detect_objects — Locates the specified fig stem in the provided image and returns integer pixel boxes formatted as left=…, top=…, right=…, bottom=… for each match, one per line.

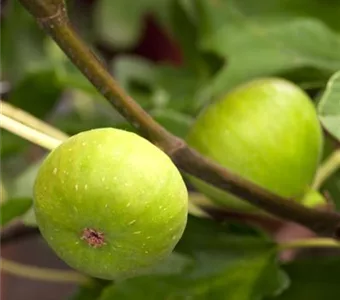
left=0, top=257, right=90, bottom=284
left=0, top=113, right=62, bottom=150
left=17, top=0, right=340, bottom=238
left=313, top=150, right=340, bottom=190
left=1, top=101, right=69, bottom=141
left=278, top=237, right=340, bottom=251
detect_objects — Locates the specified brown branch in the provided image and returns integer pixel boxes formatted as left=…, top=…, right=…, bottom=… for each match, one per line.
left=17, top=0, right=340, bottom=238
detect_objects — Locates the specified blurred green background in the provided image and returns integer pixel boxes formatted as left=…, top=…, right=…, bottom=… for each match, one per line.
left=1, top=0, right=340, bottom=299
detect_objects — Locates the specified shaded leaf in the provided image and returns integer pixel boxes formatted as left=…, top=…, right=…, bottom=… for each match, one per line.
left=151, top=109, right=194, bottom=137
left=99, top=216, right=288, bottom=300
left=111, top=55, right=212, bottom=113
left=0, top=0, right=48, bottom=83
left=321, top=170, right=340, bottom=210
left=7, top=69, right=62, bottom=118
left=317, top=71, right=340, bottom=141
left=0, top=197, right=32, bottom=226
left=272, top=258, right=340, bottom=300
left=70, top=280, right=110, bottom=300
left=0, top=130, right=29, bottom=157
left=8, top=159, right=45, bottom=226
left=94, top=0, right=171, bottom=49
left=194, top=0, right=340, bottom=95
left=111, top=55, right=157, bottom=108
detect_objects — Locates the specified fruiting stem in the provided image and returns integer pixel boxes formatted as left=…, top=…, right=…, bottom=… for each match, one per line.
left=0, top=114, right=62, bottom=150
left=17, top=0, right=340, bottom=238
left=1, top=101, right=69, bottom=141
left=0, top=257, right=90, bottom=284
left=313, top=150, right=340, bottom=190
left=278, top=237, right=340, bottom=251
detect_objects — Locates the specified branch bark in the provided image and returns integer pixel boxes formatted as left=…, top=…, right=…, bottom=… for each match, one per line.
left=17, top=0, right=340, bottom=238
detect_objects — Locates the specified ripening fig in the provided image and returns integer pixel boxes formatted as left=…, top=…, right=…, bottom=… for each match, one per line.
left=186, top=78, right=324, bottom=213
left=33, top=128, right=188, bottom=280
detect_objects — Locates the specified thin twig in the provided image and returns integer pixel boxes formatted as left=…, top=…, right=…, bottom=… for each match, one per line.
left=313, top=150, right=340, bottom=190
left=278, top=238, right=340, bottom=251
left=0, top=114, right=62, bottom=150
left=16, top=0, right=340, bottom=238
left=1, top=100, right=69, bottom=141
left=1, top=257, right=90, bottom=284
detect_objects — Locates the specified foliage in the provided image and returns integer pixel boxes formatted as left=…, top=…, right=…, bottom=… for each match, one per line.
left=1, top=0, right=340, bottom=299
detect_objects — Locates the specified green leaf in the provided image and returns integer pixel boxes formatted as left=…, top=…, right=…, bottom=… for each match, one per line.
left=321, top=170, right=340, bottom=210
left=7, top=69, right=62, bottom=118
left=0, top=130, right=29, bottom=157
left=194, top=0, right=340, bottom=95
left=151, top=109, right=194, bottom=137
left=317, top=71, right=340, bottom=141
left=70, top=280, right=110, bottom=300
left=0, top=197, right=32, bottom=226
left=271, top=258, right=340, bottom=300
left=8, top=159, right=45, bottom=226
left=94, top=0, right=171, bottom=49
left=1, top=0, right=48, bottom=83
left=111, top=55, right=157, bottom=109
left=99, top=216, right=288, bottom=300
left=169, top=0, right=224, bottom=78
left=227, top=0, right=340, bottom=33
left=111, top=55, right=212, bottom=113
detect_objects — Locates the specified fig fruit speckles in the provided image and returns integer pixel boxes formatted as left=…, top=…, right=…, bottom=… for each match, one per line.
left=33, top=128, right=188, bottom=280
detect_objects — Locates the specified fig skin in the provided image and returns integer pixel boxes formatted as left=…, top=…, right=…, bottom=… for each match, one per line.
left=186, top=78, right=324, bottom=212
left=33, top=128, right=188, bottom=280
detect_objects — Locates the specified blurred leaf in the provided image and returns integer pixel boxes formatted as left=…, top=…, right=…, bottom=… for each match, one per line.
left=140, top=251, right=193, bottom=276
left=194, top=0, right=340, bottom=95
left=0, top=197, right=32, bottom=226
left=0, top=130, right=29, bottom=157
left=8, top=159, right=45, bottom=226
left=1, top=0, right=48, bottom=83
left=94, top=0, right=171, bottom=49
left=1, top=181, right=8, bottom=204
left=44, top=39, right=100, bottom=96
left=153, top=65, right=212, bottom=113
left=51, top=91, right=125, bottom=136
left=151, top=109, right=193, bottom=137
left=112, top=55, right=212, bottom=113
left=99, top=216, right=288, bottom=300
left=317, top=71, right=340, bottom=141
left=271, top=258, right=340, bottom=300
left=70, top=280, right=110, bottom=300
left=228, top=0, right=340, bottom=33
left=321, top=170, right=340, bottom=210
left=7, top=69, right=62, bottom=118
left=111, top=55, right=157, bottom=108
left=169, top=0, right=224, bottom=77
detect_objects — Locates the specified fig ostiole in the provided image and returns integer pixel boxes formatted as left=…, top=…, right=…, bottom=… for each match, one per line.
left=186, top=78, right=324, bottom=213
left=33, top=128, right=188, bottom=280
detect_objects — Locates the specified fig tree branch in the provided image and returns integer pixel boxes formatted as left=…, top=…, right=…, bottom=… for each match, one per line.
left=17, top=0, right=340, bottom=238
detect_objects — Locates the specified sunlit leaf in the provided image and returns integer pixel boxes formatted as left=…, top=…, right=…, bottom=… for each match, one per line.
left=194, top=0, right=340, bottom=95
left=0, top=197, right=32, bottom=226
left=317, top=71, right=340, bottom=141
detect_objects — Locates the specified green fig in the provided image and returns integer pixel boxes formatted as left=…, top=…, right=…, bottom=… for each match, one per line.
left=34, top=128, right=188, bottom=280
left=186, top=78, right=324, bottom=213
